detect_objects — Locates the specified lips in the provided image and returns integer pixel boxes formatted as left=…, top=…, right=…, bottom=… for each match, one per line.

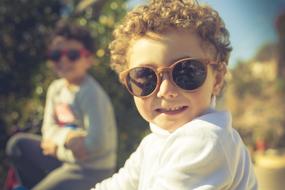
left=155, top=106, right=188, bottom=115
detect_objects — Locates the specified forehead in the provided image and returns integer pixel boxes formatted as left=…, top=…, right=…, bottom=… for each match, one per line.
left=127, top=29, right=216, bottom=68
left=49, top=36, right=84, bottom=50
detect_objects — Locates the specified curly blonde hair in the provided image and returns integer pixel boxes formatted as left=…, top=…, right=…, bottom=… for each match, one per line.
left=109, top=0, right=232, bottom=73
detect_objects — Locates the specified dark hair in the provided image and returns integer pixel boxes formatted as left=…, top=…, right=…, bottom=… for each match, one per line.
left=49, top=21, right=95, bottom=52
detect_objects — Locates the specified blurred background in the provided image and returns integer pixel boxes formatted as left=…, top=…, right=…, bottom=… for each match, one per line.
left=0, top=0, right=285, bottom=189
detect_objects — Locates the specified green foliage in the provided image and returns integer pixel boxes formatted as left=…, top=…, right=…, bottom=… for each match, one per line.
left=0, top=0, right=62, bottom=186
left=0, top=0, right=61, bottom=127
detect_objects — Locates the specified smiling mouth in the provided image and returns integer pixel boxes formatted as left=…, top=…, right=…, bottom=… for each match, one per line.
left=155, top=106, right=188, bottom=115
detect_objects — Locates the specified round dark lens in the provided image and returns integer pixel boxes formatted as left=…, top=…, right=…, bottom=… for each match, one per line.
left=126, top=67, right=157, bottom=96
left=67, top=50, right=80, bottom=61
left=172, top=60, right=207, bottom=90
left=49, top=50, right=61, bottom=62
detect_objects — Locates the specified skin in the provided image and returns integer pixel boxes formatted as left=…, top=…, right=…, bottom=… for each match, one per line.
left=42, top=36, right=92, bottom=160
left=48, top=36, right=92, bottom=85
left=41, top=139, right=58, bottom=156
left=64, top=130, right=89, bottom=160
left=127, top=29, right=224, bottom=132
left=42, top=130, right=89, bottom=160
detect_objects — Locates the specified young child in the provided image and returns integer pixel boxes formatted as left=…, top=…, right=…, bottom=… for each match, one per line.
left=6, top=21, right=117, bottom=190
left=92, top=0, right=257, bottom=189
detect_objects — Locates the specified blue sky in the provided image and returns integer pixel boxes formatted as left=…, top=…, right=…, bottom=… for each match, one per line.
left=128, top=0, right=285, bottom=67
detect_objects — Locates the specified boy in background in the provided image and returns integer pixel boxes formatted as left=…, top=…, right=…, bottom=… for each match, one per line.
left=6, top=21, right=117, bottom=190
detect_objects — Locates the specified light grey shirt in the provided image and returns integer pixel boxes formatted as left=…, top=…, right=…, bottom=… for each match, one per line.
left=42, top=74, right=117, bottom=169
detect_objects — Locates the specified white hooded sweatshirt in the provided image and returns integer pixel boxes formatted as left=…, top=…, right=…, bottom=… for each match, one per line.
left=92, top=110, right=257, bottom=190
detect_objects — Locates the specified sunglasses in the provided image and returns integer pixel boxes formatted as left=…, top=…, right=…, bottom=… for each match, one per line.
left=120, top=58, right=216, bottom=97
left=47, top=49, right=90, bottom=62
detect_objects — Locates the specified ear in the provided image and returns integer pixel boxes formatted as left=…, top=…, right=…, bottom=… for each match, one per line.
left=212, top=63, right=226, bottom=96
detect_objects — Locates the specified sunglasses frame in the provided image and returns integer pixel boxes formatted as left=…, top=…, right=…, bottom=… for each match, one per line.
left=119, top=57, right=217, bottom=98
left=47, top=48, right=90, bottom=62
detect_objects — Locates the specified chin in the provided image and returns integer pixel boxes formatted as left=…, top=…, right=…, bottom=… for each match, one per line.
left=155, top=120, right=185, bottom=131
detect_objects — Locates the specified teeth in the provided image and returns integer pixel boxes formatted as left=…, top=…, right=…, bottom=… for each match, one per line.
left=156, top=106, right=187, bottom=113
left=165, top=106, right=184, bottom=111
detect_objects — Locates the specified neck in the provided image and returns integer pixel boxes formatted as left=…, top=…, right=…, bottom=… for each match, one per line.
left=65, top=75, right=87, bottom=86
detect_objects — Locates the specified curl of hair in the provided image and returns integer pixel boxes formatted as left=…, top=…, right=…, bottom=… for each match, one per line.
left=109, top=0, right=232, bottom=73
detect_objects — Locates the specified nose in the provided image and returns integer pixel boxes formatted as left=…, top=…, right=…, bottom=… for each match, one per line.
left=156, top=73, right=178, bottom=99
left=56, top=55, right=71, bottom=67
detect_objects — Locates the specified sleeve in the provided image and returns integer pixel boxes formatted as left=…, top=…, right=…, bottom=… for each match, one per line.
left=147, top=131, right=233, bottom=190
left=41, top=82, right=75, bottom=161
left=79, top=85, right=117, bottom=157
left=92, top=141, right=143, bottom=190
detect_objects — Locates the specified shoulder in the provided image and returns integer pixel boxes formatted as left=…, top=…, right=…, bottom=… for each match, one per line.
left=79, top=75, right=109, bottom=98
left=80, top=75, right=107, bottom=95
left=77, top=75, right=113, bottom=108
left=170, top=110, right=251, bottom=174
left=159, top=111, right=236, bottom=163
left=177, top=110, right=232, bottom=141
left=46, top=78, right=65, bottom=95
left=48, top=78, right=65, bottom=88
left=133, top=132, right=157, bottom=153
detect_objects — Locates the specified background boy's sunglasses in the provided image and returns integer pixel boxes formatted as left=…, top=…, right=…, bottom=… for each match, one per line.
left=120, top=58, right=216, bottom=97
left=47, top=49, right=90, bottom=62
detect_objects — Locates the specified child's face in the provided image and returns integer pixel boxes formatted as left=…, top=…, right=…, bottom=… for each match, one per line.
left=127, top=30, right=223, bottom=131
left=48, top=36, right=92, bottom=84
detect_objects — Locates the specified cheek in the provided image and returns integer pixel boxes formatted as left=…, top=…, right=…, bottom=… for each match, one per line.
left=195, top=82, right=215, bottom=107
left=197, top=90, right=212, bottom=107
left=74, top=61, right=88, bottom=73
left=184, top=81, right=213, bottom=110
left=134, top=97, right=154, bottom=122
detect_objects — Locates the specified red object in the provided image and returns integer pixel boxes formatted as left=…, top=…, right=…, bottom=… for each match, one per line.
left=54, top=103, right=76, bottom=126
left=256, top=139, right=267, bottom=152
left=3, top=167, right=20, bottom=190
